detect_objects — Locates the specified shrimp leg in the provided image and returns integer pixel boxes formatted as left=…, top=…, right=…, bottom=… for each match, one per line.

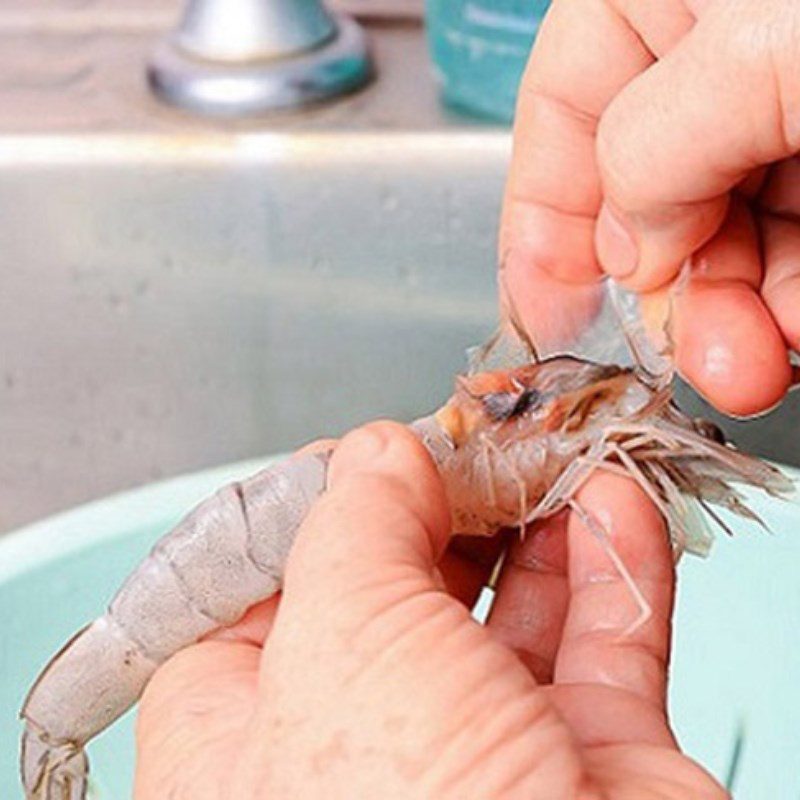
left=20, top=449, right=332, bottom=800
left=496, top=438, right=655, bottom=632
left=525, top=443, right=660, bottom=634
left=567, top=498, right=652, bottom=636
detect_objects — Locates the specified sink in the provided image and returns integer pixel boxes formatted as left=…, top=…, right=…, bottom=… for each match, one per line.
left=0, top=16, right=506, bottom=533
left=1, top=10, right=798, bottom=539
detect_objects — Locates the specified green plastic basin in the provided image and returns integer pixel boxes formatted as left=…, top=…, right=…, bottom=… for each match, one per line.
left=1, top=458, right=798, bottom=798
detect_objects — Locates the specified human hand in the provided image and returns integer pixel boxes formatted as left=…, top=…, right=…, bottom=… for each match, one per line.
left=135, top=422, right=725, bottom=799
left=501, top=0, right=800, bottom=417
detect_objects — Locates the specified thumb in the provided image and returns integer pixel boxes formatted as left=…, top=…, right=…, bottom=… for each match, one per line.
left=594, top=0, right=800, bottom=290
left=284, top=421, right=452, bottom=605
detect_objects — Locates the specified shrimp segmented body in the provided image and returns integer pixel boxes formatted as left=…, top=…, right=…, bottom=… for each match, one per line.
left=20, top=354, right=793, bottom=799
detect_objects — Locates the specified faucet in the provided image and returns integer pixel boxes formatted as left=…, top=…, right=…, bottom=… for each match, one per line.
left=147, top=0, right=373, bottom=117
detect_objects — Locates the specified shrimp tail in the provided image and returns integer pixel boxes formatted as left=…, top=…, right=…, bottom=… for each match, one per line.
left=22, top=720, right=88, bottom=800
left=19, top=450, right=331, bottom=800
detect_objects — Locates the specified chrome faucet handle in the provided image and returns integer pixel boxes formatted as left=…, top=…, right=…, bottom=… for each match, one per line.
left=147, top=0, right=372, bottom=117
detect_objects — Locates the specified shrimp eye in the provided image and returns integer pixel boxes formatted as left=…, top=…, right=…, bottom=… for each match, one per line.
left=483, top=388, right=543, bottom=422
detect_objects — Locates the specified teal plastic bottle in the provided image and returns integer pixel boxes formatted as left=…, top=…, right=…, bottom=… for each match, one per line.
left=426, top=0, right=551, bottom=123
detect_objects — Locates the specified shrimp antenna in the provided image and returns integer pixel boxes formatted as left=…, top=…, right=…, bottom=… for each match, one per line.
left=498, top=257, right=540, bottom=363
left=508, top=310, right=540, bottom=364
left=468, top=260, right=541, bottom=374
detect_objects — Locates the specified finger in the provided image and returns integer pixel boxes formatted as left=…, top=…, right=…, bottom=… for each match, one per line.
left=666, top=200, right=791, bottom=415
left=673, top=283, right=791, bottom=417
left=136, top=642, right=260, bottom=799
left=284, top=421, right=451, bottom=606
left=500, top=0, right=655, bottom=298
left=293, top=437, right=338, bottom=458
left=500, top=259, right=606, bottom=355
left=610, top=0, right=695, bottom=57
left=759, top=156, right=800, bottom=216
left=761, top=213, right=800, bottom=352
left=211, top=434, right=487, bottom=648
left=635, top=193, right=762, bottom=350
left=205, top=594, right=282, bottom=647
left=546, top=683, right=675, bottom=749
left=487, top=512, right=569, bottom=683
left=555, top=473, right=674, bottom=713
left=596, top=0, right=800, bottom=290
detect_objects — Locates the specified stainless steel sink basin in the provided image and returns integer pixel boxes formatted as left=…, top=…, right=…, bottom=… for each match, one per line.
left=0, top=131, right=505, bottom=533
left=1, top=12, right=797, bottom=534
left=0, top=17, right=506, bottom=532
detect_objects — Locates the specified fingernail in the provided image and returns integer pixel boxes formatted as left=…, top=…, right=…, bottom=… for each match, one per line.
left=595, top=203, right=639, bottom=277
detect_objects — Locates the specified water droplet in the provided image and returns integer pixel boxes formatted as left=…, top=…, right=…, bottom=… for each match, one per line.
left=135, top=279, right=150, bottom=296
left=4, top=372, right=15, bottom=390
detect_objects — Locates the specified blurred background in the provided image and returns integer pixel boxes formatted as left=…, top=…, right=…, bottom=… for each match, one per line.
left=2, top=0, right=797, bottom=536
left=2, top=4, right=799, bottom=799
left=0, top=0, right=532, bottom=534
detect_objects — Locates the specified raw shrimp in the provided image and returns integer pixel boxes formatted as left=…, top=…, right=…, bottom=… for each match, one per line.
left=20, top=349, right=793, bottom=800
